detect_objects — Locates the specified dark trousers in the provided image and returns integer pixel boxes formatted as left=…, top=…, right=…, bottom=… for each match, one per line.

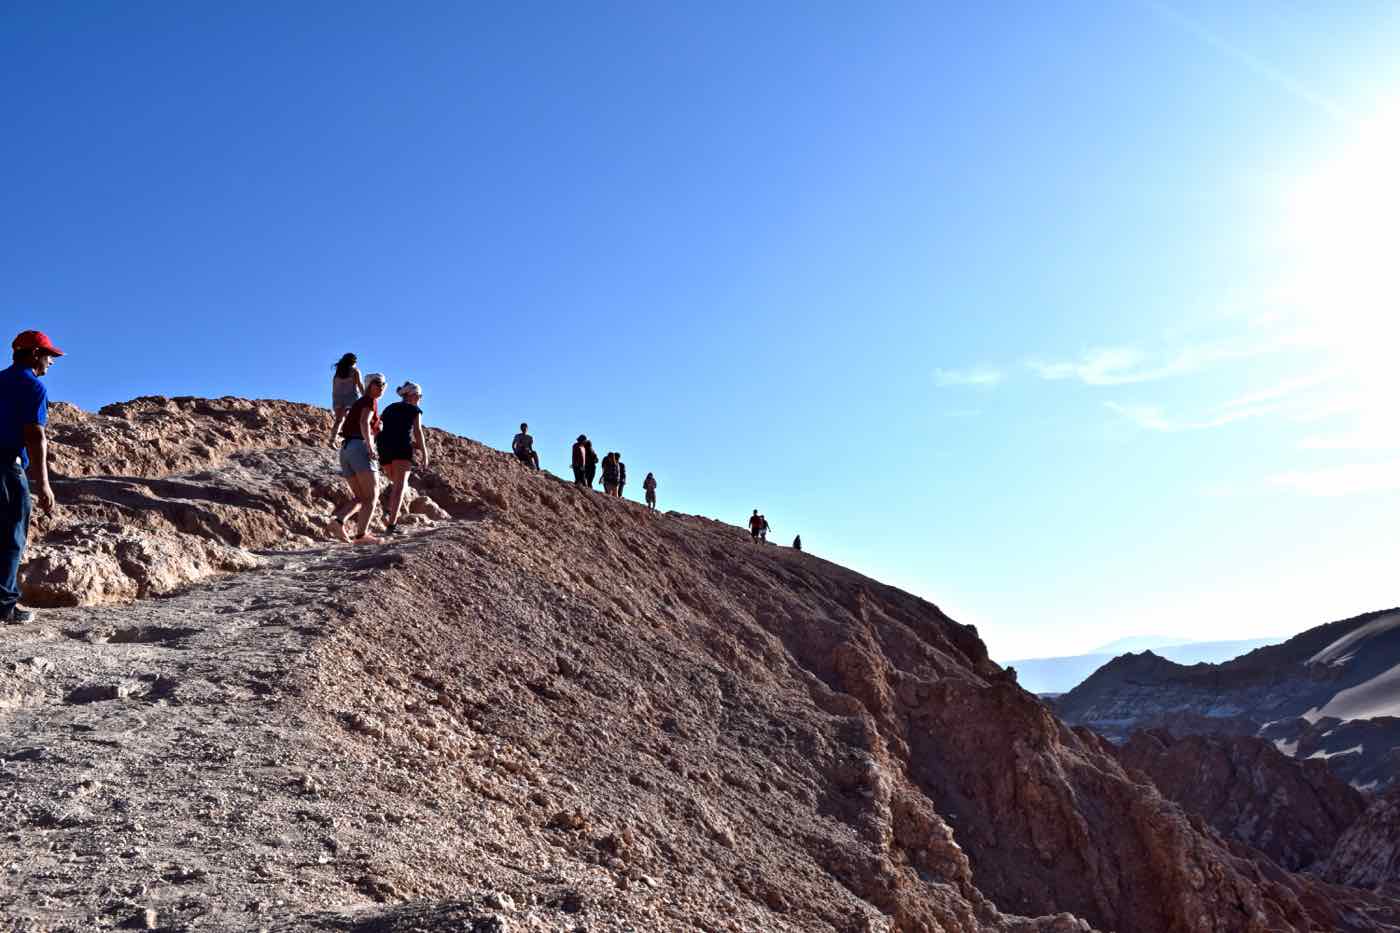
left=0, top=465, right=31, bottom=616
left=585, top=465, right=596, bottom=487
left=573, top=466, right=586, bottom=486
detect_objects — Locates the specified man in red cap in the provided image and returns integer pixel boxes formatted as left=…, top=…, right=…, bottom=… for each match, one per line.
left=0, top=331, right=63, bottom=623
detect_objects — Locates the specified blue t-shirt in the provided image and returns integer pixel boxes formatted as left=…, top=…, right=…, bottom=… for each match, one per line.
left=0, top=364, right=48, bottom=468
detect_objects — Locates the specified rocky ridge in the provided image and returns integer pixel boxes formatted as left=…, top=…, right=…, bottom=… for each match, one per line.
left=3, top=397, right=1400, bottom=931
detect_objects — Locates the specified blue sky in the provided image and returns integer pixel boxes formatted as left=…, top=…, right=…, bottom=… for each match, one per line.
left=4, top=2, right=1398, bottom=659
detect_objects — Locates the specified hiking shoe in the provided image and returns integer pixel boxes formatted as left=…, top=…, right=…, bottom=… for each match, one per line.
left=3, top=607, right=35, bottom=624
left=382, top=523, right=399, bottom=536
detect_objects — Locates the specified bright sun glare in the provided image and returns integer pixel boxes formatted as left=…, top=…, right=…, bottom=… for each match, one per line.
left=1285, top=104, right=1400, bottom=359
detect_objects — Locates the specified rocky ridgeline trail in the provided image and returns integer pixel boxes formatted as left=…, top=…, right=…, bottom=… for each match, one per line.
left=4, top=397, right=1400, bottom=931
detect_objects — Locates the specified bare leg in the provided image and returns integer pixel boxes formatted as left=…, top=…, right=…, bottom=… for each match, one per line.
left=351, top=470, right=379, bottom=542
left=329, top=407, right=349, bottom=447
left=386, top=462, right=411, bottom=528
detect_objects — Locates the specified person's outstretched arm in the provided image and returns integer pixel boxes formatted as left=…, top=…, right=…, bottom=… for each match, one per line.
left=22, top=423, right=52, bottom=511
left=358, top=406, right=376, bottom=457
left=413, top=414, right=429, bottom=467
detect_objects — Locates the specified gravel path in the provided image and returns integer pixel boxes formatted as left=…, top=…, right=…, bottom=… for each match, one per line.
left=1, top=531, right=437, bottom=932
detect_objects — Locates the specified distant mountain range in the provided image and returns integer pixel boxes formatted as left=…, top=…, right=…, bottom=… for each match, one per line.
left=1053, top=608, right=1400, bottom=790
left=1005, top=636, right=1277, bottom=694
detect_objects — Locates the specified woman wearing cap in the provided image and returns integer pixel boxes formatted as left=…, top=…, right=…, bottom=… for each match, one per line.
left=330, top=372, right=386, bottom=544
left=377, top=381, right=429, bottom=536
left=328, top=353, right=365, bottom=447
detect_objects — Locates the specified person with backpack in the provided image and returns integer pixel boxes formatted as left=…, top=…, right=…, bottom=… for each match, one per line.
left=643, top=472, right=657, bottom=511
left=748, top=510, right=763, bottom=543
left=1, top=331, right=63, bottom=623
left=377, top=381, right=430, bottom=536
left=513, top=422, right=540, bottom=470
left=571, top=435, right=588, bottom=486
left=328, top=353, right=365, bottom=447
left=616, top=453, right=627, bottom=498
left=584, top=440, right=599, bottom=488
left=330, top=372, right=386, bottom=544
left=600, top=451, right=620, bottom=496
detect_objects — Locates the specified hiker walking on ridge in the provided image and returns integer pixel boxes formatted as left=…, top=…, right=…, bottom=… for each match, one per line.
left=793, top=534, right=802, bottom=552
left=328, top=353, right=365, bottom=446
left=748, top=509, right=763, bottom=543
left=759, top=514, right=770, bottom=544
left=584, top=440, right=599, bottom=488
left=378, top=381, right=430, bottom=537
left=600, top=451, right=620, bottom=496
left=0, top=331, right=62, bottom=623
left=571, top=435, right=588, bottom=486
left=643, top=472, right=657, bottom=511
left=331, top=372, right=386, bottom=544
left=512, top=423, right=540, bottom=470
left=616, top=453, right=627, bottom=498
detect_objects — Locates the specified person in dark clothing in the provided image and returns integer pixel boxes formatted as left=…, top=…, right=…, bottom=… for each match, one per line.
left=571, top=435, right=588, bottom=486
left=643, top=472, right=657, bottom=511
left=759, top=514, right=770, bottom=543
left=616, top=453, right=627, bottom=498
left=0, top=331, right=62, bottom=623
left=600, top=452, right=620, bottom=496
left=512, top=422, right=539, bottom=470
left=378, top=381, right=430, bottom=536
left=584, top=440, right=599, bottom=488
left=793, top=534, right=802, bottom=552
left=748, top=509, right=763, bottom=542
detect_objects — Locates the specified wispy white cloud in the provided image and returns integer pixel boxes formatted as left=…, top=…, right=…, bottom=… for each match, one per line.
left=1222, top=372, right=1334, bottom=409
left=1105, top=401, right=1281, bottom=433
left=934, top=367, right=1003, bottom=388
left=1269, top=460, right=1400, bottom=497
left=1029, top=339, right=1280, bottom=387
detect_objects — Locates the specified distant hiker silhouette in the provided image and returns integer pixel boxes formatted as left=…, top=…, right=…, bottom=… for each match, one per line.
left=328, top=353, right=365, bottom=447
left=584, top=440, right=599, bottom=488
left=571, top=435, right=588, bottom=486
left=601, top=451, right=620, bottom=496
left=759, top=514, right=770, bottom=543
left=1, top=330, right=63, bottom=623
left=749, top=510, right=763, bottom=542
left=331, top=372, right=386, bottom=544
left=792, top=534, right=802, bottom=552
left=512, top=422, right=539, bottom=470
left=378, top=381, right=429, bottom=536
left=643, top=472, right=657, bottom=511
left=616, top=453, right=627, bottom=498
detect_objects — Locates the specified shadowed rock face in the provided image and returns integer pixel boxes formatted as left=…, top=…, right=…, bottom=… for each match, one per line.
left=1326, top=787, right=1400, bottom=891
left=6, top=396, right=1400, bottom=932
left=1118, top=730, right=1367, bottom=872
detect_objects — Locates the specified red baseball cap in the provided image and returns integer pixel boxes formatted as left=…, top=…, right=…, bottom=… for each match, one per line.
left=12, top=331, right=64, bottom=356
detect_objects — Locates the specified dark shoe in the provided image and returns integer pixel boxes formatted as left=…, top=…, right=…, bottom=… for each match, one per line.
left=383, top=524, right=399, bottom=536
left=3, top=607, right=36, bottom=624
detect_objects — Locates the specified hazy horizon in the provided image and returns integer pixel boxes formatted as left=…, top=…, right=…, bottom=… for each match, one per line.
left=5, top=2, right=1398, bottom=659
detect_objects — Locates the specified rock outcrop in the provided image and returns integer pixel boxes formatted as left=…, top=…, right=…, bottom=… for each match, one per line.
left=29, top=397, right=450, bottom=606
left=1326, top=787, right=1400, bottom=892
left=1119, top=729, right=1367, bottom=872
left=3, top=396, right=1399, bottom=932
